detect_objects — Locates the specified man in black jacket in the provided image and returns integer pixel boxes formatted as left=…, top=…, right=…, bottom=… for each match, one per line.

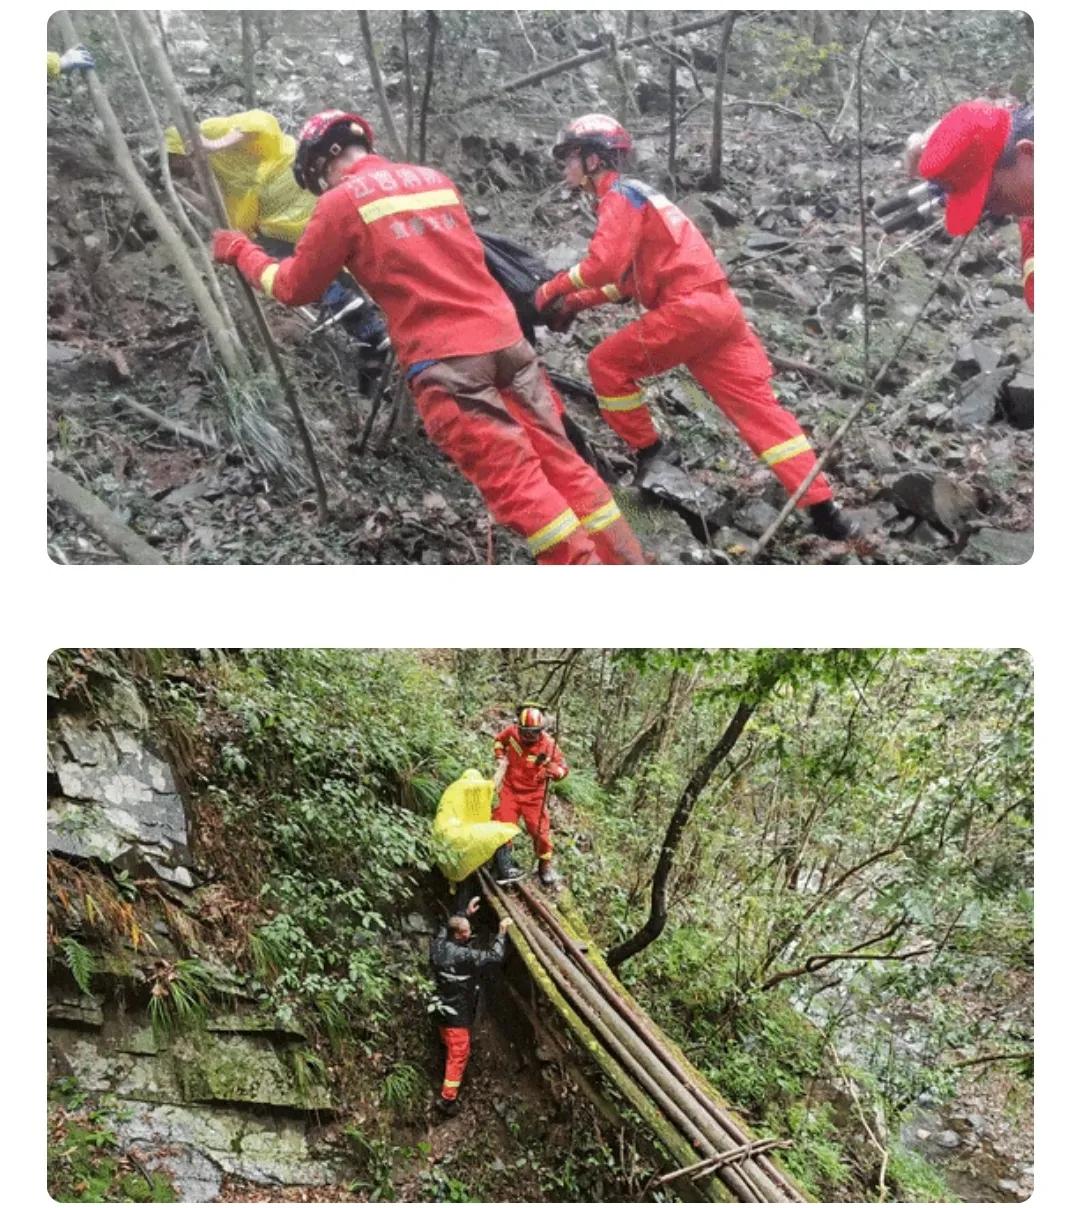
left=429, top=898, right=513, bottom=1115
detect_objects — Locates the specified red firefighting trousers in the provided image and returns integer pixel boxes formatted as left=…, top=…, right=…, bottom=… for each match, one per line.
left=586, top=285, right=833, bottom=506
left=410, top=339, right=644, bottom=564
left=494, top=787, right=553, bottom=861
left=439, top=1026, right=471, bottom=1101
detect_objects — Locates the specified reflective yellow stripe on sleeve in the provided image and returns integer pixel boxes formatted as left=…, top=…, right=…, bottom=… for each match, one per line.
left=1023, top=257, right=1034, bottom=284
left=526, top=508, right=581, bottom=557
left=568, top=264, right=587, bottom=289
left=597, top=390, right=645, bottom=413
left=259, top=264, right=280, bottom=297
left=443, top=1080, right=461, bottom=1088
left=358, top=188, right=459, bottom=224
left=581, top=498, right=622, bottom=534
left=761, top=434, right=811, bottom=466
left=601, top=284, right=623, bottom=300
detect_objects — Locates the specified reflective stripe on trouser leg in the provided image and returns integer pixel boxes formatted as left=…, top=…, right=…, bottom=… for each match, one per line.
left=439, top=1026, right=471, bottom=1100
left=586, top=317, right=699, bottom=450
left=410, top=363, right=602, bottom=564
left=580, top=500, right=646, bottom=565
left=499, top=357, right=644, bottom=563
left=586, top=338, right=660, bottom=450
left=519, top=795, right=554, bottom=860
left=686, top=316, right=832, bottom=506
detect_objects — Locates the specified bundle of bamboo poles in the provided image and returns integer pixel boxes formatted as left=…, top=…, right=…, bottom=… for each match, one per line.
left=480, top=871, right=804, bottom=1203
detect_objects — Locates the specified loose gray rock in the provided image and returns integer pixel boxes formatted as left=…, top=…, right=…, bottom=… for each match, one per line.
left=951, top=368, right=1014, bottom=428
left=732, top=498, right=781, bottom=538
left=951, top=341, right=1001, bottom=379
left=1001, top=369, right=1034, bottom=430
left=966, top=527, right=1033, bottom=565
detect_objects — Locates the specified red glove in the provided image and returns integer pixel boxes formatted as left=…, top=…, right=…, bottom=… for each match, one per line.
left=534, top=272, right=572, bottom=315
left=541, top=297, right=576, bottom=334
left=212, top=229, right=253, bottom=267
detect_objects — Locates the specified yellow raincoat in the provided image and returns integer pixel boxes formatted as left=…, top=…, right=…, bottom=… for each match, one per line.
left=164, top=110, right=315, bottom=242
left=432, top=769, right=519, bottom=884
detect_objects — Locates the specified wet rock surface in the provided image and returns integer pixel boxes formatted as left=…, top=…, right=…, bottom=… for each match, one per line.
left=47, top=700, right=347, bottom=1199
left=48, top=719, right=194, bottom=886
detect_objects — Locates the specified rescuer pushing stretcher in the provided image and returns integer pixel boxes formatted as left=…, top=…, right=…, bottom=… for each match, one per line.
left=533, top=114, right=857, bottom=542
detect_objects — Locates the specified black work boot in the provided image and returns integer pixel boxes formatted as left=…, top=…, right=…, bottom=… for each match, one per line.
left=633, top=441, right=666, bottom=485
left=808, top=500, right=858, bottom=541
left=538, top=860, right=558, bottom=889
left=435, top=1096, right=460, bottom=1118
left=493, top=844, right=525, bottom=886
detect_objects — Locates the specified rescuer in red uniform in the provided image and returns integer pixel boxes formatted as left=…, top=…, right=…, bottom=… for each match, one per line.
left=491, top=706, right=567, bottom=888
left=909, top=100, right=1034, bottom=311
left=533, top=114, right=855, bottom=542
left=211, top=110, right=645, bottom=565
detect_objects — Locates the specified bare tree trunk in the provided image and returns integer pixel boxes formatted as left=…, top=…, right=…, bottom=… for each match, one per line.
left=241, top=13, right=256, bottom=108
left=666, top=15, right=678, bottom=195
left=708, top=12, right=738, bottom=188
left=129, top=10, right=329, bottom=523
left=110, top=12, right=244, bottom=354
left=56, top=11, right=247, bottom=380
left=419, top=12, right=440, bottom=163
left=813, top=14, right=841, bottom=93
left=607, top=654, right=795, bottom=973
left=401, top=11, right=415, bottom=158
left=358, top=11, right=406, bottom=160
left=48, top=467, right=168, bottom=564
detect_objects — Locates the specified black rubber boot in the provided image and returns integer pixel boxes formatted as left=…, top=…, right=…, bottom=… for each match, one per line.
left=808, top=500, right=858, bottom=541
left=493, top=844, right=525, bottom=886
left=538, top=860, right=558, bottom=888
left=633, top=441, right=666, bottom=485
left=435, top=1096, right=461, bottom=1118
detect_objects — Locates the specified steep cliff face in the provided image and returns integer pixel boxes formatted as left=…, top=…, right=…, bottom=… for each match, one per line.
left=47, top=663, right=345, bottom=1200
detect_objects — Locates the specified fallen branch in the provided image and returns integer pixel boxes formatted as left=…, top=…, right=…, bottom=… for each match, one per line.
left=653, top=1137, right=793, bottom=1187
left=112, top=394, right=220, bottom=452
left=453, top=13, right=730, bottom=112
left=771, top=355, right=862, bottom=397
left=48, top=467, right=168, bottom=564
left=725, top=99, right=833, bottom=144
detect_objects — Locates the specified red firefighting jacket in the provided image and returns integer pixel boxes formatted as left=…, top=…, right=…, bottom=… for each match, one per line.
left=494, top=727, right=568, bottom=798
left=1018, top=217, right=1034, bottom=311
left=229, top=154, right=521, bottom=369
left=545, top=170, right=727, bottom=313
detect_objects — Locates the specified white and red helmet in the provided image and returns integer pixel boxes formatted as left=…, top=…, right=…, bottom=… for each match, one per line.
left=517, top=705, right=545, bottom=744
left=553, top=114, right=633, bottom=167
left=293, top=109, right=375, bottom=195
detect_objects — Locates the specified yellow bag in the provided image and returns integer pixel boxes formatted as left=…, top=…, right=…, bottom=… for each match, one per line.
left=432, top=769, right=519, bottom=883
left=164, top=111, right=315, bottom=241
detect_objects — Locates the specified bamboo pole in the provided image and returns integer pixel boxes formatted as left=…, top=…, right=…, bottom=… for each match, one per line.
left=108, top=11, right=244, bottom=356
left=54, top=11, right=247, bottom=380
left=483, top=875, right=732, bottom=1203
left=128, top=10, right=329, bottom=523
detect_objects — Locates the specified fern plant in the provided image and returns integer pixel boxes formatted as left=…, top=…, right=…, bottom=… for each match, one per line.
left=59, top=936, right=96, bottom=996
left=380, top=1061, right=426, bottom=1115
